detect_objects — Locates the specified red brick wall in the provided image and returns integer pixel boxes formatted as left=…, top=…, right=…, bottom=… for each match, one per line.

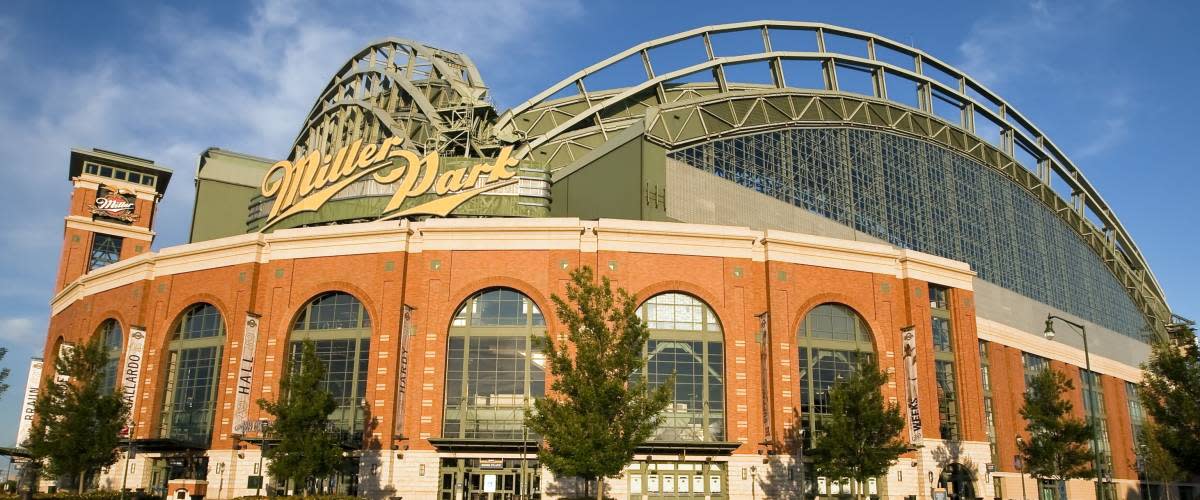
left=45, top=243, right=1145, bottom=470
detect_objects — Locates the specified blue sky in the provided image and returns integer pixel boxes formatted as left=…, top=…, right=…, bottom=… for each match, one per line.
left=0, top=0, right=1196, bottom=447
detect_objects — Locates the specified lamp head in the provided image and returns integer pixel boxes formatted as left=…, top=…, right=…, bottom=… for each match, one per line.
left=1043, top=317, right=1056, bottom=340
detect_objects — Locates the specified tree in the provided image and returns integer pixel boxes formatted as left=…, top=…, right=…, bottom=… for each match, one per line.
left=1018, top=367, right=1095, bottom=498
left=25, top=335, right=129, bottom=493
left=1139, top=323, right=1200, bottom=475
left=526, top=266, right=673, bottom=500
left=0, top=347, right=10, bottom=401
left=807, top=357, right=908, bottom=500
left=257, top=340, right=343, bottom=495
left=1137, top=422, right=1184, bottom=500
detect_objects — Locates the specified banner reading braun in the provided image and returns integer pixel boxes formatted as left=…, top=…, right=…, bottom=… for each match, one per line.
left=14, top=358, right=43, bottom=447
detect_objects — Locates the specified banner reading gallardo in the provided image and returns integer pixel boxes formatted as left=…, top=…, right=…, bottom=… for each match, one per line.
left=119, top=326, right=148, bottom=436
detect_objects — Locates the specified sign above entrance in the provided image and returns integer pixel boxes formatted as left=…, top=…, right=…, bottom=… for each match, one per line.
left=259, top=138, right=522, bottom=230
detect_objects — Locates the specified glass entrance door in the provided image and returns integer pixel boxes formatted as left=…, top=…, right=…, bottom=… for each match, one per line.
left=439, top=458, right=540, bottom=500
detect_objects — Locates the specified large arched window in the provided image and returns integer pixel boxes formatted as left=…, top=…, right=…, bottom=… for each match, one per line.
left=98, top=319, right=123, bottom=391
left=443, top=288, right=546, bottom=440
left=290, top=292, right=372, bottom=433
left=160, top=303, right=225, bottom=446
left=797, top=303, right=875, bottom=445
left=638, top=292, right=725, bottom=442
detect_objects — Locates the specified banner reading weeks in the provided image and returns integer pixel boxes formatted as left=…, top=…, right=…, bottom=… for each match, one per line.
left=901, top=325, right=923, bottom=445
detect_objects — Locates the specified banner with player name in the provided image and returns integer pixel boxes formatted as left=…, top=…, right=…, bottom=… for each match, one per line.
left=118, top=326, right=147, bottom=436
left=901, top=325, right=923, bottom=445
left=14, top=358, right=43, bottom=446
left=393, top=305, right=414, bottom=437
left=232, top=313, right=261, bottom=435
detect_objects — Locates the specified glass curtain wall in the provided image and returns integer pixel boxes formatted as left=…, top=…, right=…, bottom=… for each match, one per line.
left=98, top=319, right=123, bottom=391
left=797, top=303, right=875, bottom=446
left=159, top=303, right=225, bottom=445
left=443, top=288, right=546, bottom=440
left=930, top=285, right=961, bottom=441
left=289, top=292, right=372, bottom=434
left=637, top=293, right=726, bottom=442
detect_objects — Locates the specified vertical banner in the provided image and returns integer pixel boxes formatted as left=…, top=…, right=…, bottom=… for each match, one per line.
left=393, top=305, right=414, bottom=437
left=232, top=313, right=260, bottom=435
left=119, top=326, right=148, bottom=436
left=901, top=326, right=923, bottom=445
left=55, top=343, right=75, bottom=385
left=756, top=312, right=773, bottom=441
left=14, top=358, right=43, bottom=446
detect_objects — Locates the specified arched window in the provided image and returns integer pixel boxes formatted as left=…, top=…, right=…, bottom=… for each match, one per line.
left=160, top=303, right=225, bottom=446
left=638, top=292, right=725, bottom=442
left=290, top=292, right=372, bottom=432
left=797, top=303, right=875, bottom=445
left=98, top=319, right=122, bottom=391
left=443, top=288, right=546, bottom=440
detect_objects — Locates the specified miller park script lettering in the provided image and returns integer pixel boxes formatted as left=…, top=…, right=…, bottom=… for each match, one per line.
left=259, top=138, right=520, bottom=229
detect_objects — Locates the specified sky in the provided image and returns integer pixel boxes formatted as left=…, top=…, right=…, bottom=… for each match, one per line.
left=0, top=0, right=1197, bottom=448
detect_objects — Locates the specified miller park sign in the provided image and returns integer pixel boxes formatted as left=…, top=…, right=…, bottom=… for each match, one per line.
left=258, top=138, right=532, bottom=230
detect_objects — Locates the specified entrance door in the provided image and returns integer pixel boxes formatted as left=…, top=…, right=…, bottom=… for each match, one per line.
left=439, top=458, right=540, bottom=500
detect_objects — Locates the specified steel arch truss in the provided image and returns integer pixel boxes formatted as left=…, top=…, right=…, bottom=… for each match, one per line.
left=291, top=38, right=499, bottom=161
left=494, top=21, right=1168, bottom=329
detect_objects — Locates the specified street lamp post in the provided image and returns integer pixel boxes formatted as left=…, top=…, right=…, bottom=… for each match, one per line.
left=1016, top=436, right=1029, bottom=500
left=258, top=418, right=270, bottom=498
left=1043, top=314, right=1105, bottom=500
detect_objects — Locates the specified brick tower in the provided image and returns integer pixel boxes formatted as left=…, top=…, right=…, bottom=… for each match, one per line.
left=55, top=148, right=171, bottom=291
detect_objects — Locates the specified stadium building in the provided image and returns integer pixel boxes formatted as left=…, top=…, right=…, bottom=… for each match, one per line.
left=27, top=21, right=1194, bottom=500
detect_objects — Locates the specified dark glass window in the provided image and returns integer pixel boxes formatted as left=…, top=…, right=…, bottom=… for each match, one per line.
left=638, top=293, right=725, bottom=442
left=160, top=303, right=225, bottom=446
left=291, top=292, right=372, bottom=432
left=797, top=303, right=874, bottom=447
left=88, top=233, right=123, bottom=271
left=1081, top=370, right=1114, bottom=477
left=935, top=360, right=960, bottom=440
left=444, top=288, right=545, bottom=440
left=294, top=291, right=371, bottom=330
left=98, top=319, right=122, bottom=391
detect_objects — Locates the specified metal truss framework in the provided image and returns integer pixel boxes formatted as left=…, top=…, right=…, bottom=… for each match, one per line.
left=492, top=21, right=1170, bottom=331
left=290, top=38, right=501, bottom=161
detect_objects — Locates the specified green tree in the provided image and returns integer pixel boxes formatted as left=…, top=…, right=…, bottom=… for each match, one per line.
left=1137, top=422, right=1184, bottom=500
left=25, top=335, right=129, bottom=493
left=257, top=340, right=343, bottom=495
left=0, top=347, right=11, bottom=400
left=807, top=357, right=908, bottom=500
left=1139, top=323, right=1200, bottom=475
left=1018, top=367, right=1095, bottom=498
left=526, top=266, right=673, bottom=500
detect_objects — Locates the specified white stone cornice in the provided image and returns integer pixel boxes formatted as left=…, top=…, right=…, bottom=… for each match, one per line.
left=976, top=317, right=1142, bottom=382
left=65, top=215, right=155, bottom=241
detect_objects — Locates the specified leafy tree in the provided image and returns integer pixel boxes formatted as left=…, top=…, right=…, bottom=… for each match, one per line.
left=807, top=357, right=908, bottom=500
left=1018, top=367, right=1095, bottom=496
left=0, top=347, right=10, bottom=400
left=1137, top=422, right=1184, bottom=500
left=1139, top=323, right=1200, bottom=475
left=25, top=335, right=129, bottom=493
left=257, top=340, right=343, bottom=495
left=526, top=266, right=673, bottom=500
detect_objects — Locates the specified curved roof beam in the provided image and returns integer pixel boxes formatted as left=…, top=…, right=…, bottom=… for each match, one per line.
left=499, top=20, right=1166, bottom=312
left=290, top=37, right=492, bottom=158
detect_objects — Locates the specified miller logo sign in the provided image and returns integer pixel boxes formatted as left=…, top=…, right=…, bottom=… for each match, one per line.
left=90, top=187, right=138, bottom=223
left=259, top=137, right=521, bottom=230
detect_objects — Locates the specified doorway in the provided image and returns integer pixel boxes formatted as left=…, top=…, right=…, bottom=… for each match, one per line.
left=439, top=458, right=540, bottom=500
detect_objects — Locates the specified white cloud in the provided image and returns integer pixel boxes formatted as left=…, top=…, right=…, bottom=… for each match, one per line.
left=0, top=0, right=583, bottom=313
left=0, top=317, right=40, bottom=346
